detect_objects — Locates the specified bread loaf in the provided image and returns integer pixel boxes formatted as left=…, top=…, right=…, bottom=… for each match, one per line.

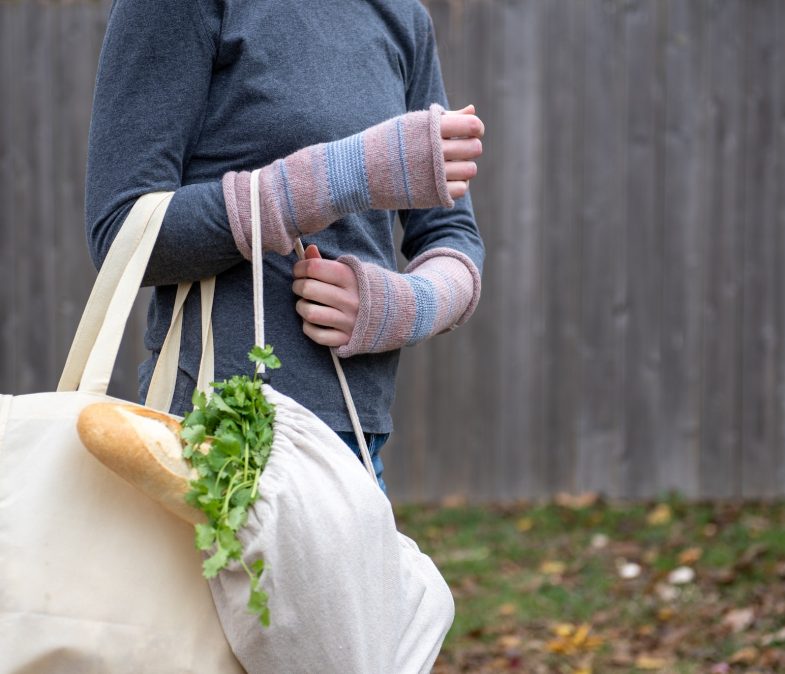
left=77, top=403, right=205, bottom=525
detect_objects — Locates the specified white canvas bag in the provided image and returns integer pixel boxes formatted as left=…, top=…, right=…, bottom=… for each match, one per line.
left=195, top=169, right=456, bottom=673
left=0, top=194, right=243, bottom=673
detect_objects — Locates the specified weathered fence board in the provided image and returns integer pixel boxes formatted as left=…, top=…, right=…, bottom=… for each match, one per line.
left=739, top=0, right=785, bottom=498
left=3, top=0, right=785, bottom=502
left=699, top=0, right=746, bottom=500
left=575, top=0, right=627, bottom=499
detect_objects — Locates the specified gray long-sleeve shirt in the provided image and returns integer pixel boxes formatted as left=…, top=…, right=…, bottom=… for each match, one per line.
left=86, top=0, right=484, bottom=433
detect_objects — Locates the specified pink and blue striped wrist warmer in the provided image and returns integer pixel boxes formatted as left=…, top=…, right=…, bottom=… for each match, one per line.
left=223, top=103, right=454, bottom=259
left=335, top=247, right=482, bottom=358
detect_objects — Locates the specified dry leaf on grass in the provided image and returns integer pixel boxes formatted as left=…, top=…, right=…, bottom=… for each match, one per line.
left=721, top=607, right=755, bottom=633
left=647, top=503, right=673, bottom=526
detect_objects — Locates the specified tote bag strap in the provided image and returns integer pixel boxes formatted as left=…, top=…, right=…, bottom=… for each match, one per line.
left=58, top=193, right=172, bottom=393
left=78, top=194, right=173, bottom=395
left=145, top=277, right=216, bottom=412
left=249, top=169, right=378, bottom=484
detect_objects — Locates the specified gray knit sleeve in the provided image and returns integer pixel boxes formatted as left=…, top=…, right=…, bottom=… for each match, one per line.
left=85, top=0, right=241, bottom=287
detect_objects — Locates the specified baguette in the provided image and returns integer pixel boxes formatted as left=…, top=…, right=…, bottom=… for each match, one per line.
left=77, top=403, right=206, bottom=525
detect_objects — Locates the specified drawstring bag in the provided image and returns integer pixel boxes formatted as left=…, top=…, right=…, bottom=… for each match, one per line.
left=0, top=193, right=243, bottom=672
left=199, top=168, right=455, bottom=672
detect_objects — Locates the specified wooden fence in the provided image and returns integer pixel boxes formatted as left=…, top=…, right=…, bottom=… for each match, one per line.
left=2, top=0, right=784, bottom=503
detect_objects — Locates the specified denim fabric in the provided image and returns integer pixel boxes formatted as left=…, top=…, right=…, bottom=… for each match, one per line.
left=335, top=431, right=390, bottom=496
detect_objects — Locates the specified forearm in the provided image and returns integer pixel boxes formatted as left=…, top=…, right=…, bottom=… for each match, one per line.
left=86, top=180, right=242, bottom=287
left=223, top=104, right=454, bottom=258
left=336, top=247, right=481, bottom=357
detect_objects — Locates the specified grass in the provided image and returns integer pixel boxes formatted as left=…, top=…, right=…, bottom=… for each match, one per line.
left=394, top=493, right=785, bottom=673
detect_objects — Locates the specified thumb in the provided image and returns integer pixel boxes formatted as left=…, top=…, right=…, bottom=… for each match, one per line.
left=304, top=244, right=322, bottom=260
left=444, top=104, right=476, bottom=115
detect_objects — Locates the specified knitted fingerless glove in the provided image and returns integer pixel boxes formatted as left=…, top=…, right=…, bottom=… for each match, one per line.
left=335, top=247, right=481, bottom=358
left=223, top=103, right=454, bottom=259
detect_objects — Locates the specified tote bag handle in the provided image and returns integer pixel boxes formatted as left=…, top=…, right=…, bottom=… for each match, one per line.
left=58, top=193, right=173, bottom=395
left=145, top=277, right=215, bottom=411
left=59, top=193, right=215, bottom=407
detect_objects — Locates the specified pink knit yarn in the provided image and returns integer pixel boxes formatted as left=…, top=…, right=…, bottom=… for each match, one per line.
left=336, top=247, right=481, bottom=358
left=222, top=105, right=453, bottom=259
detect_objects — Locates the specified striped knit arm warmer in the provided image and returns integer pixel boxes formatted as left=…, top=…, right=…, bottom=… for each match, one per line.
left=335, top=247, right=482, bottom=358
left=223, top=103, right=453, bottom=259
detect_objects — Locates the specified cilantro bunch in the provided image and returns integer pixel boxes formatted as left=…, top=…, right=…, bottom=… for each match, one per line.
left=180, top=345, right=281, bottom=627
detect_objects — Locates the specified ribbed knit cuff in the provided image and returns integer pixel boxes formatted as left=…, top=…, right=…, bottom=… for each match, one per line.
left=223, top=105, right=454, bottom=261
left=336, top=247, right=481, bottom=358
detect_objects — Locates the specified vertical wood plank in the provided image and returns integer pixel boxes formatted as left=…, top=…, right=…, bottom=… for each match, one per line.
left=493, top=0, right=546, bottom=501
left=699, top=0, right=745, bottom=499
left=538, top=0, right=581, bottom=495
left=576, top=0, right=627, bottom=499
left=739, top=0, right=783, bottom=498
left=658, top=0, right=705, bottom=498
left=622, top=0, right=664, bottom=499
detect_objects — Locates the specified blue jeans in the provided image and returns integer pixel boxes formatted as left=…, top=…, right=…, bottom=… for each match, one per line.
left=335, top=431, right=390, bottom=495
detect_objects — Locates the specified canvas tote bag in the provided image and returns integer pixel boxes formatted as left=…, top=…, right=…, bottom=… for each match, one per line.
left=0, top=193, right=243, bottom=673
left=187, top=169, right=456, bottom=673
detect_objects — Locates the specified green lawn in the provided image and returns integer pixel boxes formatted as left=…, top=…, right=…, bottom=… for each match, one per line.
left=394, top=494, right=785, bottom=673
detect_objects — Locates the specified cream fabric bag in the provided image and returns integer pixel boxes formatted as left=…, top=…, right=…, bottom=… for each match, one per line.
left=171, top=170, right=456, bottom=673
left=0, top=194, right=243, bottom=673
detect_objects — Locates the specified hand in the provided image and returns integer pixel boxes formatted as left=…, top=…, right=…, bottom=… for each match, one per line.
left=292, top=244, right=360, bottom=347
left=442, top=104, right=485, bottom=199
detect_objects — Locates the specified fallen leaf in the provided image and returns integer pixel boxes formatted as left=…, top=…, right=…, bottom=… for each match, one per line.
left=635, top=654, right=670, bottom=669
left=721, top=607, right=755, bottom=633
left=555, top=491, right=599, bottom=509
left=552, top=622, right=575, bottom=637
left=709, top=664, right=730, bottom=674
left=678, top=546, right=703, bottom=565
left=656, top=606, right=675, bottom=621
left=647, top=503, right=672, bottom=526
left=654, top=582, right=679, bottom=602
left=729, top=646, right=758, bottom=664
left=540, top=560, right=567, bottom=576
left=761, top=625, right=785, bottom=646
left=496, top=634, right=523, bottom=650
left=545, top=623, right=602, bottom=654
left=497, top=602, right=517, bottom=617
left=516, top=516, right=534, bottom=532
left=440, top=494, right=467, bottom=508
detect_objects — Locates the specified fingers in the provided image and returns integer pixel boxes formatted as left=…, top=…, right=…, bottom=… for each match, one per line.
left=447, top=181, right=469, bottom=199
left=304, top=243, right=322, bottom=260
left=293, top=257, right=357, bottom=288
left=441, top=113, right=485, bottom=139
left=301, top=321, right=351, bottom=347
left=443, top=137, right=483, bottom=161
left=443, top=104, right=475, bottom=115
left=292, top=277, right=359, bottom=314
left=445, top=161, right=477, bottom=182
left=295, top=298, right=355, bottom=335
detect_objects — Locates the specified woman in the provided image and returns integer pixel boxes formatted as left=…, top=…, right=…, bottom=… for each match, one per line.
left=85, top=0, right=484, bottom=491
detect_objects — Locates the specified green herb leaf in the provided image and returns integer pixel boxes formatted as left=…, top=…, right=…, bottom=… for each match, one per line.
left=180, top=346, right=279, bottom=628
left=227, top=506, right=248, bottom=531
left=203, top=547, right=229, bottom=578
left=249, top=344, right=282, bottom=371
left=194, top=523, right=216, bottom=550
